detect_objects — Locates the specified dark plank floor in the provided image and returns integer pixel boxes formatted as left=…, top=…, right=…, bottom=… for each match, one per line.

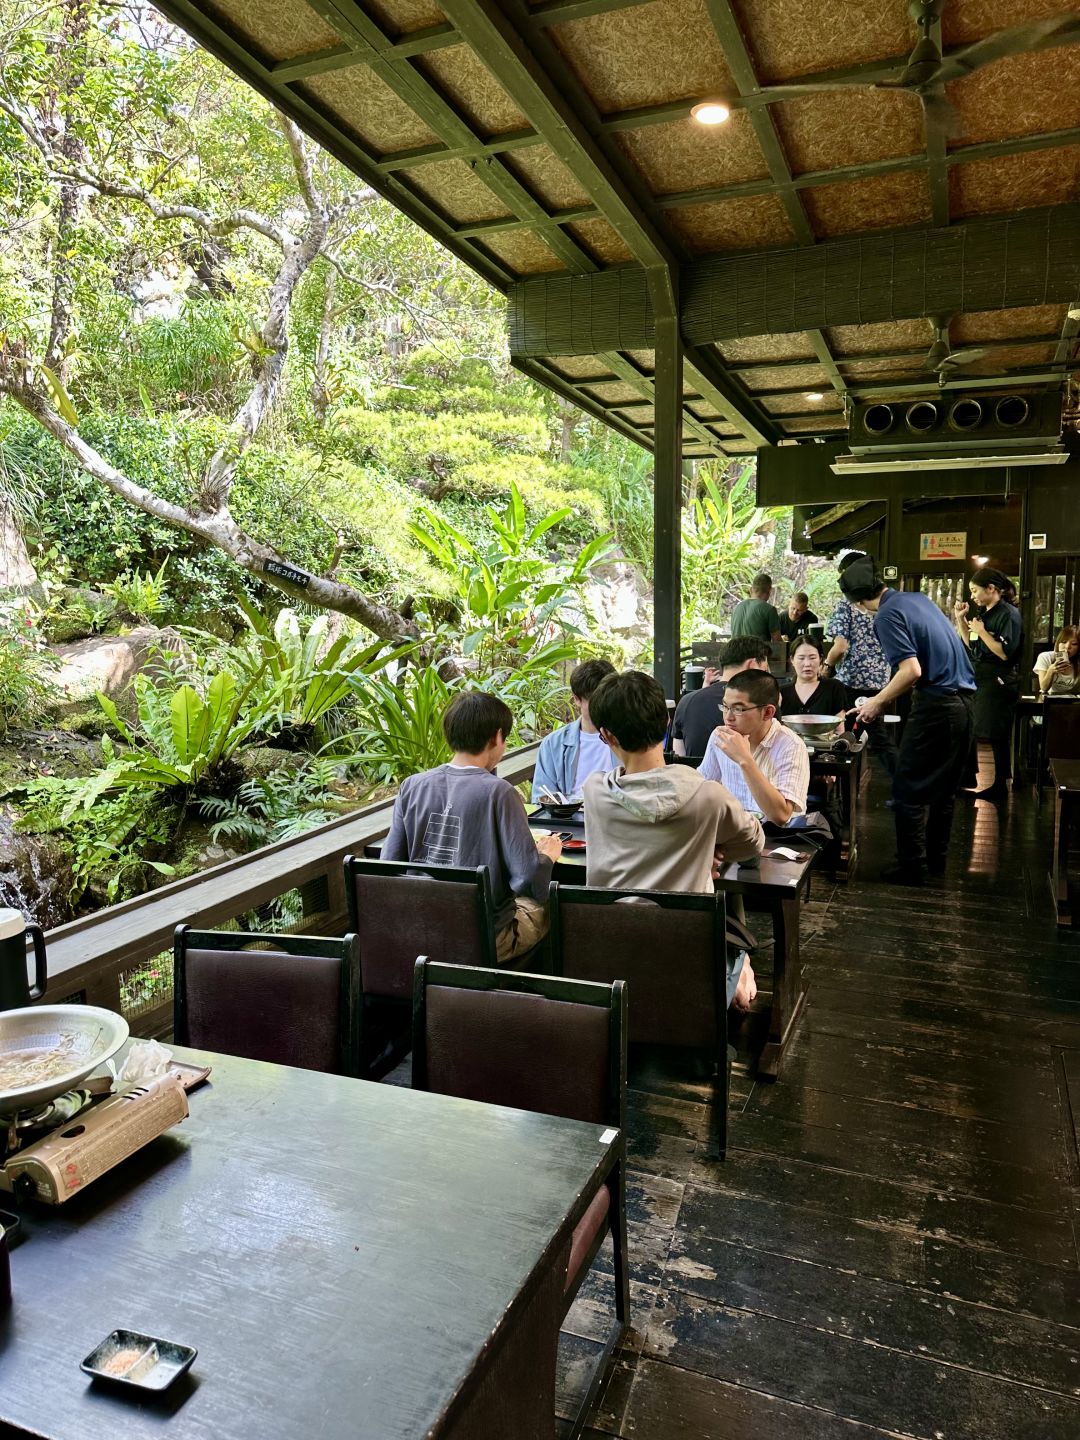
left=559, top=760, right=1080, bottom=1440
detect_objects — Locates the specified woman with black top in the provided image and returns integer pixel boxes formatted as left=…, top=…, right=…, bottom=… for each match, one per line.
left=784, top=636, right=849, bottom=716
left=953, top=566, right=1023, bottom=800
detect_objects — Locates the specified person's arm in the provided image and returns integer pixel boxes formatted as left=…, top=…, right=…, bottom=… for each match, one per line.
left=499, top=787, right=559, bottom=899
left=530, top=732, right=557, bottom=801
left=952, top=599, right=972, bottom=649
left=1036, top=653, right=1058, bottom=694
left=711, top=728, right=795, bottom=826
left=967, top=614, right=1009, bottom=662
left=712, top=793, right=765, bottom=862
left=671, top=695, right=689, bottom=756
left=381, top=787, right=409, bottom=861
left=854, top=657, right=920, bottom=720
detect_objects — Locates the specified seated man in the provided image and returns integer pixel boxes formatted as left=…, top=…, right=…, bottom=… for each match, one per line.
left=582, top=670, right=765, bottom=1009
left=778, top=591, right=819, bottom=642
left=698, top=670, right=825, bottom=834
left=671, top=637, right=775, bottom=758
left=531, top=658, right=616, bottom=801
left=383, top=690, right=562, bottom=962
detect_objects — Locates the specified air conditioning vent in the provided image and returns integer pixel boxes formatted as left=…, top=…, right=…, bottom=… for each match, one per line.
left=849, top=389, right=1061, bottom=454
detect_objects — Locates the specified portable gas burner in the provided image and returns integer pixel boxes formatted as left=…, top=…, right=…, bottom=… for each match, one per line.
left=0, top=1075, right=189, bottom=1205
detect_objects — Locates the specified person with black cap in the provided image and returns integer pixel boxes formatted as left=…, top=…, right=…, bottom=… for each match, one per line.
left=838, top=557, right=975, bottom=886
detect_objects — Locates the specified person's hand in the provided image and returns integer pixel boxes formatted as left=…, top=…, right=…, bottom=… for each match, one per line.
left=711, top=847, right=725, bottom=880
left=703, top=665, right=721, bottom=686
left=1055, top=650, right=1070, bottom=670
left=536, top=834, right=563, bottom=862
left=953, top=599, right=969, bottom=620
left=855, top=696, right=882, bottom=723
left=968, top=615, right=987, bottom=640
left=714, top=726, right=754, bottom=766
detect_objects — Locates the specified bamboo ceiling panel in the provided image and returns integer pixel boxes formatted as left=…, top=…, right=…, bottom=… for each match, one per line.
left=566, top=218, right=634, bottom=264
left=417, top=46, right=530, bottom=138
left=772, top=90, right=925, bottom=176
left=948, top=45, right=1080, bottom=147
left=202, top=0, right=341, bottom=61
left=716, top=333, right=817, bottom=363
left=840, top=357, right=926, bottom=380
left=781, top=415, right=846, bottom=434
left=762, top=393, right=844, bottom=415
left=479, top=229, right=566, bottom=275
left=826, top=319, right=934, bottom=354
left=729, top=0, right=915, bottom=83
left=363, top=0, right=445, bottom=32
left=949, top=147, right=1080, bottom=218
left=545, top=0, right=735, bottom=113
left=504, top=146, right=591, bottom=211
left=953, top=304, right=1068, bottom=342
left=735, top=364, right=831, bottom=391
left=300, top=69, right=438, bottom=155
left=547, top=355, right=612, bottom=380
left=802, top=169, right=933, bottom=239
left=616, top=114, right=770, bottom=195
left=944, top=0, right=1073, bottom=45
left=405, top=159, right=514, bottom=224
left=667, top=194, right=796, bottom=254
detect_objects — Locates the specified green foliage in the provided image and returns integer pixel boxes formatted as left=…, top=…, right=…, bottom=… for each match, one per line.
left=199, top=760, right=344, bottom=849
left=0, top=604, right=57, bottom=734
left=341, top=665, right=456, bottom=783
left=107, top=559, right=170, bottom=621
left=682, top=463, right=777, bottom=639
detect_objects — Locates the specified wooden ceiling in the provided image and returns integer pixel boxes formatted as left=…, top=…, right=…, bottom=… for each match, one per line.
left=159, top=0, right=1080, bottom=458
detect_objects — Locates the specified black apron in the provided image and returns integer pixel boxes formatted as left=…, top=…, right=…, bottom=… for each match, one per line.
left=970, top=603, right=1021, bottom=743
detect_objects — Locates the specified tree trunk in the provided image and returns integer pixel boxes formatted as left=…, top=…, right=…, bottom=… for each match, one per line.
left=44, top=0, right=92, bottom=377
left=0, top=495, right=39, bottom=594
left=311, top=268, right=336, bottom=419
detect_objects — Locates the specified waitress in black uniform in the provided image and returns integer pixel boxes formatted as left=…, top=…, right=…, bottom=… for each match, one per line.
left=953, top=566, right=1023, bottom=801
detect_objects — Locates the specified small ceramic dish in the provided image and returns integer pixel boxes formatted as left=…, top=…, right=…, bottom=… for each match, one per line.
left=81, top=1329, right=197, bottom=1392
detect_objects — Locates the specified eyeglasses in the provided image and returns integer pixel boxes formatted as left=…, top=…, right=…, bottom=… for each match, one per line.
left=719, top=702, right=762, bottom=716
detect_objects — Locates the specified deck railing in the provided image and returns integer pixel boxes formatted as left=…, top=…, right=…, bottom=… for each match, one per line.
left=35, top=743, right=540, bottom=1037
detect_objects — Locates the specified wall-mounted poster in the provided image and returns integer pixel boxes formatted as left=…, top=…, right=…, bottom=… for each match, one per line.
left=1028, top=533, right=1048, bottom=550
left=919, top=531, right=967, bottom=561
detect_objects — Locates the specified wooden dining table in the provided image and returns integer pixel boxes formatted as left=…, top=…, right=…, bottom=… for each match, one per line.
left=532, top=810, right=818, bottom=1080
left=1050, top=759, right=1080, bottom=927
left=0, top=1048, right=619, bottom=1439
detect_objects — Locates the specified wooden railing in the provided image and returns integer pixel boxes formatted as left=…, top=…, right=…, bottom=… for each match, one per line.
left=35, top=744, right=540, bottom=1037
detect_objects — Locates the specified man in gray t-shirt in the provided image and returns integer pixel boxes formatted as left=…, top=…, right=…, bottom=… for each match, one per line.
left=730, top=572, right=782, bottom=642
left=383, top=691, right=562, bottom=961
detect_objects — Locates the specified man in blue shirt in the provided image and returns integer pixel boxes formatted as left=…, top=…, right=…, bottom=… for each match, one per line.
left=839, top=557, right=974, bottom=886
left=531, top=658, right=617, bottom=801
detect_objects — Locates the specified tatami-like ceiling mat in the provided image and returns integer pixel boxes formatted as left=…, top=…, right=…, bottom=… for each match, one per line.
left=617, top=113, right=770, bottom=194
left=364, top=0, right=446, bottom=33
left=417, top=46, right=529, bottom=138
left=841, top=357, right=925, bottom=380
left=803, top=169, right=932, bottom=238
left=730, top=0, right=914, bottom=84
left=566, top=218, right=634, bottom=265
left=406, top=159, right=513, bottom=223
left=667, top=194, right=796, bottom=254
left=203, top=0, right=341, bottom=62
left=716, top=333, right=816, bottom=363
left=781, top=415, right=845, bottom=433
left=762, top=393, right=844, bottom=415
left=585, top=381, right=648, bottom=405
left=504, top=146, right=591, bottom=211
left=773, top=89, right=925, bottom=176
left=546, top=0, right=734, bottom=114
left=962, top=342, right=1059, bottom=371
left=547, top=355, right=611, bottom=380
left=953, top=304, right=1068, bottom=342
left=480, top=230, right=565, bottom=275
left=301, top=68, right=437, bottom=155
left=619, top=404, right=657, bottom=424
left=949, top=146, right=1080, bottom=218
left=948, top=45, right=1080, bottom=148
left=827, top=319, right=933, bottom=354
left=736, top=363, right=831, bottom=390
left=944, top=0, right=1072, bottom=45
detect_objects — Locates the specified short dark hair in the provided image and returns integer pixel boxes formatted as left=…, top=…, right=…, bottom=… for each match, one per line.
left=589, top=670, right=669, bottom=752
left=750, top=572, right=772, bottom=597
left=838, top=555, right=885, bottom=602
left=720, top=636, right=770, bottom=670
left=570, top=657, right=616, bottom=701
left=442, top=690, right=513, bottom=753
left=793, top=591, right=809, bottom=605
left=725, top=670, right=780, bottom=712
left=790, top=634, right=823, bottom=658
left=970, top=566, right=1010, bottom=593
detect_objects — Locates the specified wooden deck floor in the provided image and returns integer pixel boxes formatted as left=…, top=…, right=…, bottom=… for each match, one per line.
left=560, top=774, right=1080, bottom=1439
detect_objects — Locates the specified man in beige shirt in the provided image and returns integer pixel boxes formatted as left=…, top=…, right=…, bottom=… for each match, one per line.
left=582, top=669, right=765, bottom=1008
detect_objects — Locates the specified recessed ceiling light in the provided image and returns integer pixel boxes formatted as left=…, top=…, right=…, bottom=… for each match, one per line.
left=690, top=101, right=731, bottom=125
left=806, top=391, right=825, bottom=402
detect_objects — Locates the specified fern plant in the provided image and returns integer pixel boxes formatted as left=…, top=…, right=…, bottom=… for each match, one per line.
left=199, top=760, right=343, bottom=849
left=106, top=559, right=171, bottom=621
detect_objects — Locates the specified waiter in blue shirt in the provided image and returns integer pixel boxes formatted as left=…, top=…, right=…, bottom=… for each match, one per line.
left=839, top=557, right=975, bottom=887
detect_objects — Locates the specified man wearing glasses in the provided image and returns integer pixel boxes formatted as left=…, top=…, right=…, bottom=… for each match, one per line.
left=697, top=669, right=815, bottom=831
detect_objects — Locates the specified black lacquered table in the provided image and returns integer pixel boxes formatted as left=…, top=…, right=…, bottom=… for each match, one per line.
left=0, top=1049, right=618, bottom=1439
left=1051, top=759, right=1080, bottom=928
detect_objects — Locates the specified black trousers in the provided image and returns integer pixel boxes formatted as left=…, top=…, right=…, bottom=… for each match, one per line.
left=892, top=690, right=974, bottom=872
left=845, top=685, right=898, bottom=777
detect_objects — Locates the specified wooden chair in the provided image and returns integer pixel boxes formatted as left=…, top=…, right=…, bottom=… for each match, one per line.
left=343, top=856, right=498, bottom=1077
left=548, top=883, right=733, bottom=1159
left=173, top=927, right=360, bottom=1075
left=411, top=959, right=627, bottom=1440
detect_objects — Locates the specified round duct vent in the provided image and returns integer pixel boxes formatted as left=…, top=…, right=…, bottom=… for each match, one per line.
left=995, top=395, right=1030, bottom=428
left=948, top=398, right=983, bottom=431
left=905, top=401, right=938, bottom=433
left=862, top=403, right=895, bottom=435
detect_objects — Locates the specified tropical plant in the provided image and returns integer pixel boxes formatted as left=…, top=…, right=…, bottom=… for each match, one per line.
left=342, top=665, right=457, bottom=783
left=0, top=604, right=58, bottom=733
left=106, top=558, right=171, bottom=621
left=681, top=462, right=775, bottom=639
left=199, top=759, right=345, bottom=849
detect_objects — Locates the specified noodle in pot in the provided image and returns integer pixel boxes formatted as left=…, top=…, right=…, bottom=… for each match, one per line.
left=0, top=1034, right=80, bottom=1090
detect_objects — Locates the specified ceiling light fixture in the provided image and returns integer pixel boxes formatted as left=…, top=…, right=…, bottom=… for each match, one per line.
left=806, top=391, right=825, bottom=402
left=973, top=555, right=989, bottom=565
left=690, top=101, right=731, bottom=125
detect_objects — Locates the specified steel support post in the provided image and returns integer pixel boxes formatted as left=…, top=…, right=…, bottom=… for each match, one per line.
left=651, top=277, right=682, bottom=702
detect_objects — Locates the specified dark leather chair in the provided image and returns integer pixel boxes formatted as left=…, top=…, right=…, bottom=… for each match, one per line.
left=411, top=959, right=627, bottom=1440
left=343, top=856, right=498, bottom=1077
left=173, top=927, right=360, bottom=1075
left=1045, top=697, right=1080, bottom=761
left=548, top=883, right=733, bottom=1159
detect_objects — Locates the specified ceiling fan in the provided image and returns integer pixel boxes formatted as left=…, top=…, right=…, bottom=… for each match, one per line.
left=922, top=314, right=989, bottom=386
left=740, top=2, right=1080, bottom=133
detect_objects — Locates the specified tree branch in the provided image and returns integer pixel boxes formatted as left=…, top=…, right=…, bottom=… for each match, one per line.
left=278, top=114, right=321, bottom=217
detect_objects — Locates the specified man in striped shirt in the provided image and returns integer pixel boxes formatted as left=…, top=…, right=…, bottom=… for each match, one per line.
left=698, top=669, right=824, bottom=833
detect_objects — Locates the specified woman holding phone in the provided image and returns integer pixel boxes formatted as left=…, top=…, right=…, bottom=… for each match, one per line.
left=953, top=566, right=1023, bottom=801
left=1034, top=626, right=1080, bottom=695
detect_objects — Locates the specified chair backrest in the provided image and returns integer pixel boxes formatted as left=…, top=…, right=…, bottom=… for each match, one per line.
left=412, top=961, right=625, bottom=1130
left=548, top=884, right=727, bottom=1051
left=1045, top=699, right=1080, bottom=760
left=344, top=857, right=498, bottom=999
left=173, top=927, right=360, bottom=1075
